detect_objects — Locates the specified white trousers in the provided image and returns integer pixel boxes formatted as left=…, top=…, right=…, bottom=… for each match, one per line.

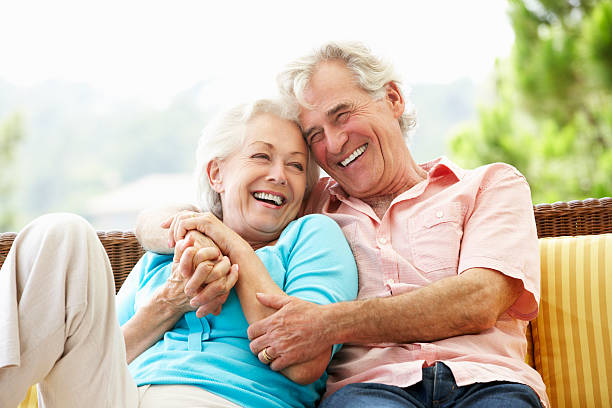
left=0, top=214, right=240, bottom=408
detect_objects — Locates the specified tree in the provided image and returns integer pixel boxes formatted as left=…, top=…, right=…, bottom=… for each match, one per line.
left=449, top=0, right=612, bottom=204
left=0, top=112, right=25, bottom=230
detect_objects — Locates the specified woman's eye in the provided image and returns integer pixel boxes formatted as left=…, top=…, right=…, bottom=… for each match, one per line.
left=251, top=153, right=270, bottom=160
left=290, top=162, right=304, bottom=171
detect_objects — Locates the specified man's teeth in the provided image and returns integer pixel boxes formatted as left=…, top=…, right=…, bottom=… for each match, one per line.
left=340, top=144, right=367, bottom=167
left=253, top=192, right=284, bottom=206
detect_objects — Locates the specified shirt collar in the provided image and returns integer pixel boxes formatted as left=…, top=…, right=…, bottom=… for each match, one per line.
left=327, top=156, right=464, bottom=202
left=419, top=156, right=465, bottom=181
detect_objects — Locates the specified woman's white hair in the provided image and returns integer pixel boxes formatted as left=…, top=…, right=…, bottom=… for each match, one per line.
left=195, top=99, right=320, bottom=219
left=277, top=41, right=417, bottom=140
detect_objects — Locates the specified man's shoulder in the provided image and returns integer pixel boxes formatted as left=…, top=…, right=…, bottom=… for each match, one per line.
left=429, top=157, right=524, bottom=181
left=303, top=176, right=339, bottom=214
left=314, top=176, right=339, bottom=193
left=465, top=162, right=528, bottom=189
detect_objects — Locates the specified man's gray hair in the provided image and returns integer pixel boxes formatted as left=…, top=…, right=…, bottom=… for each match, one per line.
left=277, top=41, right=417, bottom=140
left=195, top=99, right=320, bottom=219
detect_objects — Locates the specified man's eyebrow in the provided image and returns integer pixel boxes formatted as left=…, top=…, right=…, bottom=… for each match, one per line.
left=326, top=102, right=352, bottom=118
left=303, top=103, right=353, bottom=138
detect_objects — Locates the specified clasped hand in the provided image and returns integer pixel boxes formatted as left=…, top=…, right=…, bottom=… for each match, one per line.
left=162, top=211, right=239, bottom=318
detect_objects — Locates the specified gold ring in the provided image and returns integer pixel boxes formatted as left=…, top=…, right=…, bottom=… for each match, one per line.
left=261, top=347, right=273, bottom=364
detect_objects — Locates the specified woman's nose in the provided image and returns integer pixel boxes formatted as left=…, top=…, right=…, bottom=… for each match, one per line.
left=266, top=162, right=287, bottom=185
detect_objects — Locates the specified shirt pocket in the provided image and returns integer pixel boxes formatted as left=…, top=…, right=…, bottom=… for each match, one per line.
left=408, top=202, right=464, bottom=273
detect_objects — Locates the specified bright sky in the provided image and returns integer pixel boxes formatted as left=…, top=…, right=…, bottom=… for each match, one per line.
left=0, top=0, right=514, bottom=108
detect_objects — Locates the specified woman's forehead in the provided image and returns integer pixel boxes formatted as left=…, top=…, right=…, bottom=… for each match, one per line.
left=243, top=118, right=307, bottom=154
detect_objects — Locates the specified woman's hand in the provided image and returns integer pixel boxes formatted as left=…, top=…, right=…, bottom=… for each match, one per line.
left=161, top=209, right=202, bottom=249
left=162, top=211, right=241, bottom=317
left=150, top=236, right=200, bottom=317
left=172, top=212, right=252, bottom=259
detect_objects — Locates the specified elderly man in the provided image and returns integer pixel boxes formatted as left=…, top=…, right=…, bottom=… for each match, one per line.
left=139, top=42, right=548, bottom=407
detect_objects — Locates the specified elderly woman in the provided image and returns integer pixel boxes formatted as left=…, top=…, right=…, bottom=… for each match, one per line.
left=0, top=99, right=358, bottom=407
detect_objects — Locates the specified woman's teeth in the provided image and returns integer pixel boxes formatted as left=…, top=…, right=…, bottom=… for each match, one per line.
left=253, top=192, right=284, bottom=206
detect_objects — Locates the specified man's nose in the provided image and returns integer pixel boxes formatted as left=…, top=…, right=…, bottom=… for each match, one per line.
left=325, top=126, right=348, bottom=155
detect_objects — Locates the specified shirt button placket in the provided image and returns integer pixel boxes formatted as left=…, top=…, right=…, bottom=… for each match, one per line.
left=378, top=233, right=396, bottom=293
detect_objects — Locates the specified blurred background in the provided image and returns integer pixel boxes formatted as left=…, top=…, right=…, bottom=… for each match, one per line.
left=1, top=0, right=610, bottom=231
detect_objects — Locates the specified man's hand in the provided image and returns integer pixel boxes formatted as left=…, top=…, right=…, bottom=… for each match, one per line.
left=135, top=204, right=200, bottom=253
left=247, top=293, right=334, bottom=371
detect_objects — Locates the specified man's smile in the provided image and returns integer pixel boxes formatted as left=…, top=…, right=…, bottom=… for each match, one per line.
left=339, top=144, right=368, bottom=167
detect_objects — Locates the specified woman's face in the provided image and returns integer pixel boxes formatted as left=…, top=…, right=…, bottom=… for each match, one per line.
left=211, top=113, right=308, bottom=245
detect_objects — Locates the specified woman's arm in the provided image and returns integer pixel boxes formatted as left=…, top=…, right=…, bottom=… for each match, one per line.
left=121, top=233, right=235, bottom=363
left=121, top=262, right=192, bottom=364
left=174, top=214, right=333, bottom=385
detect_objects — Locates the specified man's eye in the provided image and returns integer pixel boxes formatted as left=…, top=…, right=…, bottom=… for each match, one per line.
left=308, top=131, right=323, bottom=146
left=337, top=112, right=349, bottom=122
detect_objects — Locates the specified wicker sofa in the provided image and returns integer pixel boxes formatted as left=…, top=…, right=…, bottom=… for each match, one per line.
left=2, top=197, right=611, bottom=407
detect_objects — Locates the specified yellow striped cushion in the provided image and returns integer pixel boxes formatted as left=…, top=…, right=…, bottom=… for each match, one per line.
left=532, top=233, right=612, bottom=408
left=17, top=385, right=37, bottom=408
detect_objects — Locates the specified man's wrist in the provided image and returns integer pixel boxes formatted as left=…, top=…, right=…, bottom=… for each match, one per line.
left=324, top=299, right=374, bottom=345
left=320, top=301, right=357, bottom=345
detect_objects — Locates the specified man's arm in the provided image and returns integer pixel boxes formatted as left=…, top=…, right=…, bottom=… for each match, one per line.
left=248, top=267, right=523, bottom=371
left=171, top=213, right=334, bottom=385
left=135, top=204, right=200, bottom=253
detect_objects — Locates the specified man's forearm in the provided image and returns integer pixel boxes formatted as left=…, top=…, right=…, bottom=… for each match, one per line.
left=135, top=204, right=199, bottom=253
left=326, top=267, right=524, bottom=345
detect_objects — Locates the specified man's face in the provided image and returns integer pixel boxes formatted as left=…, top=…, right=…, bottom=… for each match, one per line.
left=299, top=60, right=410, bottom=199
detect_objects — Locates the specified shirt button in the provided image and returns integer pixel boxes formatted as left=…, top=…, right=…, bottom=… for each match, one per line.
left=436, top=211, right=443, bottom=218
left=378, top=237, right=387, bottom=245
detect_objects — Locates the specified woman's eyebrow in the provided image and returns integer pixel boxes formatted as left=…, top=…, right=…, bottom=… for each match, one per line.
left=248, top=141, right=274, bottom=149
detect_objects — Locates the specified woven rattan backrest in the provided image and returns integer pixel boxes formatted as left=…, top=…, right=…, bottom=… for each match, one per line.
left=0, top=198, right=610, bottom=292
left=0, top=231, right=144, bottom=293
left=533, top=197, right=612, bottom=237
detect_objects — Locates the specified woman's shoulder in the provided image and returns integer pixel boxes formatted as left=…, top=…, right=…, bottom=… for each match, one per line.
left=282, top=214, right=341, bottom=236
left=274, top=215, right=346, bottom=256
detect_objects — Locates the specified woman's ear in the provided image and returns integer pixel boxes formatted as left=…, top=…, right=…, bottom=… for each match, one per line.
left=207, top=159, right=224, bottom=193
left=385, top=81, right=405, bottom=119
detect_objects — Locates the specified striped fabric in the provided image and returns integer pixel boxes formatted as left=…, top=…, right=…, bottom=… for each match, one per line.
left=532, top=233, right=612, bottom=408
left=17, top=385, right=37, bottom=408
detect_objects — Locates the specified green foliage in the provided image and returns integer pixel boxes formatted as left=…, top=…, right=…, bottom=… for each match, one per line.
left=449, top=0, right=612, bottom=204
left=0, top=113, right=24, bottom=230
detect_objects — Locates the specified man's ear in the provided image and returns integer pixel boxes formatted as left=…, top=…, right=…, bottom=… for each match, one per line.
left=385, top=81, right=405, bottom=119
left=207, top=159, right=224, bottom=193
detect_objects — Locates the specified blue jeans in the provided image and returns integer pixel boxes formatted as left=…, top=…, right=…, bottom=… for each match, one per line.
left=320, top=363, right=542, bottom=408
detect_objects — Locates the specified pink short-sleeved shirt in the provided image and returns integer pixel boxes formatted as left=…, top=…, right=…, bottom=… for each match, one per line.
left=303, top=157, right=549, bottom=407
